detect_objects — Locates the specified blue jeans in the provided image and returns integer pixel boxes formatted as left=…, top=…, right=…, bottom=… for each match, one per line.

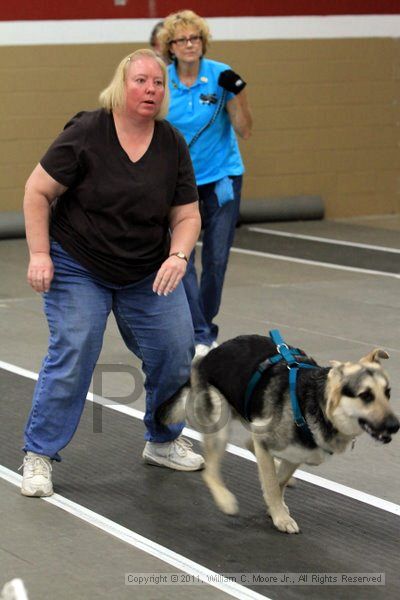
left=183, top=175, right=242, bottom=345
left=23, top=241, right=194, bottom=461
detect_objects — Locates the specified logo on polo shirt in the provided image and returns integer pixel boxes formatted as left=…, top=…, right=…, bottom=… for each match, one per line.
left=199, top=93, right=218, bottom=105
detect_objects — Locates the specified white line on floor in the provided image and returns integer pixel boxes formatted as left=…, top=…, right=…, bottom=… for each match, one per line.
left=0, top=466, right=269, bottom=600
left=1, top=359, right=399, bottom=517
left=228, top=247, right=400, bottom=279
left=247, top=227, right=400, bottom=254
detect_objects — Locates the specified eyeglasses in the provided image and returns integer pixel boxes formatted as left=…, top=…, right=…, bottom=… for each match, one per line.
left=170, top=35, right=202, bottom=47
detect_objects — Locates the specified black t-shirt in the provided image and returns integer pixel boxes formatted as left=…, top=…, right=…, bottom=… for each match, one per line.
left=40, top=109, right=198, bottom=285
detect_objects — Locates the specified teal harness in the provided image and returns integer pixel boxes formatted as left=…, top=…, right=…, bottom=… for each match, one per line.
left=244, top=329, right=318, bottom=444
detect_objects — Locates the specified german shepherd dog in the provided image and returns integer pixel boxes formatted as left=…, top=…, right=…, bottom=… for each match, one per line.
left=159, top=334, right=399, bottom=534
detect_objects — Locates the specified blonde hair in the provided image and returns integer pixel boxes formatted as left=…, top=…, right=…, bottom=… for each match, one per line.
left=99, top=49, right=170, bottom=120
left=158, top=10, right=211, bottom=61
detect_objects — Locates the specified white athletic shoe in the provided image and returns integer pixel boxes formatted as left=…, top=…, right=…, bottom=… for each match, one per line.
left=20, top=452, right=53, bottom=497
left=210, top=341, right=219, bottom=349
left=0, top=579, right=29, bottom=600
left=194, top=343, right=211, bottom=358
left=143, top=437, right=205, bottom=471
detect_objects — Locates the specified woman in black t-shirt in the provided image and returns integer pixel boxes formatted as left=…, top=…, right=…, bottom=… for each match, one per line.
left=21, top=49, right=204, bottom=498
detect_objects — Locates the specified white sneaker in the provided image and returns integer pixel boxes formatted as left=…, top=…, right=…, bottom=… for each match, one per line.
left=194, top=343, right=211, bottom=358
left=210, top=341, right=219, bottom=349
left=20, top=452, right=53, bottom=497
left=143, top=437, right=205, bottom=471
left=0, top=579, right=29, bottom=600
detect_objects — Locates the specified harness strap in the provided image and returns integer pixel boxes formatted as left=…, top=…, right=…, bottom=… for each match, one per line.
left=288, top=363, right=316, bottom=428
left=244, top=330, right=317, bottom=445
left=244, top=336, right=303, bottom=421
left=269, top=329, right=298, bottom=365
left=244, top=361, right=269, bottom=420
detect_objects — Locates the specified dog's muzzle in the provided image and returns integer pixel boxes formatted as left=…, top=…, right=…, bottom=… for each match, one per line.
left=358, top=414, right=400, bottom=444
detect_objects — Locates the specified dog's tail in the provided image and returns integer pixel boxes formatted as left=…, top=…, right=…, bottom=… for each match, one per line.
left=156, top=361, right=208, bottom=426
left=156, top=381, right=190, bottom=425
left=190, top=357, right=208, bottom=392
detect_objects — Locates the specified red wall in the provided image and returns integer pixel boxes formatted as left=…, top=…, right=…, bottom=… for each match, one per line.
left=1, top=0, right=400, bottom=21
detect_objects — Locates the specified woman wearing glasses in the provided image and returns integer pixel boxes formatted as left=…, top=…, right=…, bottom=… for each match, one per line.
left=159, top=10, right=252, bottom=357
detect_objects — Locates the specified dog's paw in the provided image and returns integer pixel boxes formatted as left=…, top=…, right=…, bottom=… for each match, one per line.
left=215, top=490, right=239, bottom=515
left=267, top=500, right=289, bottom=515
left=203, top=472, right=239, bottom=515
left=272, top=512, right=300, bottom=534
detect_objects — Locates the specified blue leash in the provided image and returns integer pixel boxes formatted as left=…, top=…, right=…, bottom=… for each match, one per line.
left=244, top=329, right=317, bottom=444
left=188, top=90, right=227, bottom=148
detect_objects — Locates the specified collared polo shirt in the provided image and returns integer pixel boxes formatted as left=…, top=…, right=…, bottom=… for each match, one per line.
left=166, top=58, right=244, bottom=186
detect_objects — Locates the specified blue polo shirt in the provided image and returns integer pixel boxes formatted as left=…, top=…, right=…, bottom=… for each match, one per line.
left=166, top=58, right=244, bottom=186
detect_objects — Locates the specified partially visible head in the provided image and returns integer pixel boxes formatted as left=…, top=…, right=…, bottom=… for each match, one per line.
left=326, top=349, right=399, bottom=443
left=158, top=10, right=211, bottom=61
left=149, top=20, right=164, bottom=57
left=99, top=49, right=169, bottom=119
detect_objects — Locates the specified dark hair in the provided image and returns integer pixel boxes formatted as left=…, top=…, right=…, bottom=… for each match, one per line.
left=150, top=21, right=164, bottom=48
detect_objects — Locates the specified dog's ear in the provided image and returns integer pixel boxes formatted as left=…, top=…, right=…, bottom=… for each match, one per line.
left=360, top=348, right=389, bottom=364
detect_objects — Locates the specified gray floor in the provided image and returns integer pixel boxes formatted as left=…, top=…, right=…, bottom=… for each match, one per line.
left=0, top=478, right=231, bottom=600
left=0, top=216, right=399, bottom=599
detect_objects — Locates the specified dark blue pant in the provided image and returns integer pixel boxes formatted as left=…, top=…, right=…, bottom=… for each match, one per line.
left=23, top=241, right=194, bottom=460
left=183, top=175, right=242, bottom=345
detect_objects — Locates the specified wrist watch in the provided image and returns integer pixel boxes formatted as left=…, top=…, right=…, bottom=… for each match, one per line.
left=169, top=251, right=188, bottom=263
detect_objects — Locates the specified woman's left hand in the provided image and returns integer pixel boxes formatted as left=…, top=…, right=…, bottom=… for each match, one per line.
left=153, top=255, right=187, bottom=296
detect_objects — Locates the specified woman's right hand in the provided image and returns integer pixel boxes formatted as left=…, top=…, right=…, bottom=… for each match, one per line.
left=24, top=164, right=67, bottom=293
left=27, top=252, right=54, bottom=293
